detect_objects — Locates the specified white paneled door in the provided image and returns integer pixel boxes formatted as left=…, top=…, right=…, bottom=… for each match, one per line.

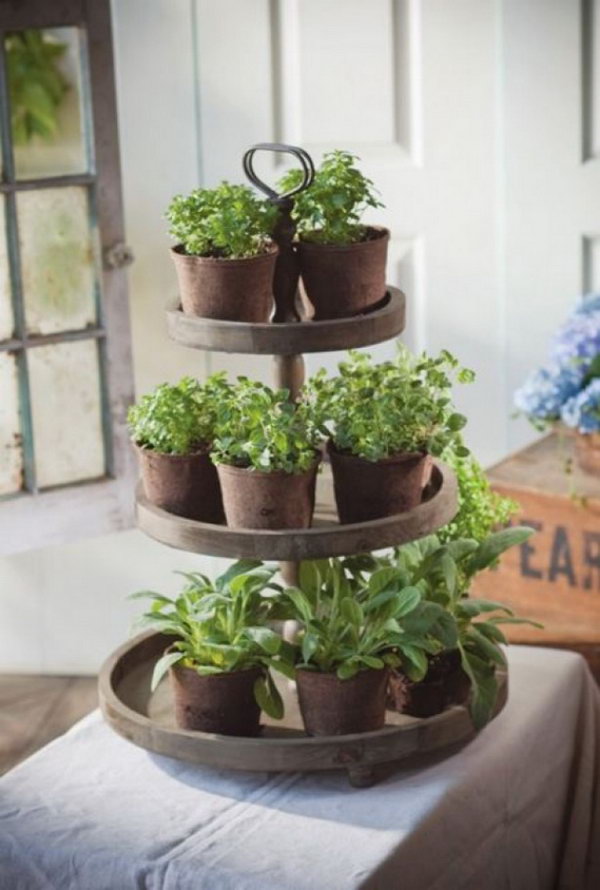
left=185, top=0, right=591, bottom=466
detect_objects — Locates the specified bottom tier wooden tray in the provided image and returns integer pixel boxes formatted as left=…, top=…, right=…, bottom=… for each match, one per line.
left=99, top=631, right=508, bottom=788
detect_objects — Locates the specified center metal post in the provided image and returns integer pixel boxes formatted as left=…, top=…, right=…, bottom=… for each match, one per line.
left=242, top=143, right=316, bottom=590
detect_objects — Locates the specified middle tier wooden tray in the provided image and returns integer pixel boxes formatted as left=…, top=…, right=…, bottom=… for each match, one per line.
left=166, top=286, right=405, bottom=354
left=136, top=460, right=457, bottom=561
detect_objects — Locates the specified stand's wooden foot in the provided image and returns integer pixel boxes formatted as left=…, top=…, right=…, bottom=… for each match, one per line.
left=347, top=765, right=377, bottom=788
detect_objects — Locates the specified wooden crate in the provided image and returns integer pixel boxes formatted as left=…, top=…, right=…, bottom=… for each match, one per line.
left=474, top=434, right=600, bottom=680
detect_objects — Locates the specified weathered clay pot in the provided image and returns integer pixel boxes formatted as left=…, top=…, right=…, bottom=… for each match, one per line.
left=388, top=670, right=445, bottom=718
left=574, top=431, right=600, bottom=477
left=387, top=651, right=471, bottom=718
left=171, top=243, right=278, bottom=322
left=328, top=440, right=432, bottom=523
left=170, top=662, right=263, bottom=735
left=216, top=456, right=321, bottom=529
left=297, top=226, right=389, bottom=320
left=296, top=668, right=389, bottom=736
left=135, top=442, right=224, bottom=522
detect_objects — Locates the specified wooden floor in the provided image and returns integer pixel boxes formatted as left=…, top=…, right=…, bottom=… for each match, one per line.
left=0, top=674, right=98, bottom=775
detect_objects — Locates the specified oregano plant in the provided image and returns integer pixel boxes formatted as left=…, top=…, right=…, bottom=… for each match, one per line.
left=278, top=149, right=383, bottom=245
left=437, top=448, right=518, bottom=544
left=303, top=345, right=475, bottom=461
left=128, top=373, right=230, bottom=455
left=211, top=378, right=321, bottom=474
left=166, top=182, right=277, bottom=258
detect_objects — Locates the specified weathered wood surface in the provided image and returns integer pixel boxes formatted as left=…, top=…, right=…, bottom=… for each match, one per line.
left=0, top=675, right=97, bottom=775
left=166, top=287, right=405, bottom=355
left=98, top=630, right=507, bottom=786
left=136, top=461, right=457, bottom=561
left=474, top=434, right=600, bottom=679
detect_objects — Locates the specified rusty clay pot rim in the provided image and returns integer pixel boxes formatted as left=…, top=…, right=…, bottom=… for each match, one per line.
left=170, top=664, right=265, bottom=683
left=327, top=438, right=427, bottom=467
left=215, top=452, right=322, bottom=478
left=170, top=242, right=279, bottom=265
left=297, top=225, right=390, bottom=253
left=296, top=666, right=388, bottom=682
left=133, top=440, right=212, bottom=460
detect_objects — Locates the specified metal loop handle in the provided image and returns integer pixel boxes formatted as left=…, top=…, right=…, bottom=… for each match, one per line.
left=242, top=142, right=314, bottom=203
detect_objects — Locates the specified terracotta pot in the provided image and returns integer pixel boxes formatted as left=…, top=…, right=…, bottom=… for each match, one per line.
left=388, top=651, right=471, bottom=718
left=297, top=226, right=389, bottom=320
left=216, top=456, right=321, bottom=529
left=170, top=243, right=278, bottom=322
left=170, top=662, right=263, bottom=735
left=328, top=440, right=432, bottom=523
left=296, top=668, right=389, bottom=736
left=135, top=442, right=224, bottom=522
left=574, top=431, right=600, bottom=476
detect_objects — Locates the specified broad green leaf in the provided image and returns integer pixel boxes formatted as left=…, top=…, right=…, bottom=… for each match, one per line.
left=460, top=597, right=514, bottom=616
left=368, top=567, right=399, bottom=596
left=336, top=661, right=359, bottom=680
left=489, top=616, right=544, bottom=628
left=150, top=651, right=183, bottom=691
left=285, top=586, right=313, bottom=624
left=467, top=526, right=534, bottom=572
left=340, top=598, right=363, bottom=626
left=254, top=673, right=284, bottom=720
left=466, top=627, right=507, bottom=667
left=392, top=586, right=422, bottom=618
left=475, top=622, right=507, bottom=645
left=216, top=559, right=262, bottom=591
left=244, top=626, right=281, bottom=654
left=301, top=631, right=318, bottom=664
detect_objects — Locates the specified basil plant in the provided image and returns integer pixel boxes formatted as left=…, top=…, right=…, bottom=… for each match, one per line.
left=388, top=527, right=542, bottom=727
left=284, top=558, right=457, bottom=681
left=131, top=560, right=295, bottom=719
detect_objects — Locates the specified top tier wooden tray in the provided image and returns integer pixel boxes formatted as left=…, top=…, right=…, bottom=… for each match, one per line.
left=166, top=286, right=405, bottom=355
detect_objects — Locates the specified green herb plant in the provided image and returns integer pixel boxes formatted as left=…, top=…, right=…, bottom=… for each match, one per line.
left=284, top=559, right=456, bottom=681
left=6, top=30, right=69, bottom=145
left=303, top=346, right=475, bottom=462
left=438, top=449, right=518, bottom=544
left=211, top=378, right=321, bottom=474
left=277, top=149, right=383, bottom=245
left=166, top=182, right=277, bottom=258
left=131, top=560, right=295, bottom=719
left=128, top=373, right=230, bottom=455
left=390, top=527, right=541, bottom=727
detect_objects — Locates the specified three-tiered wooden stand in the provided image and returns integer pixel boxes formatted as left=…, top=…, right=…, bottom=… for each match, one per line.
left=99, top=144, right=507, bottom=786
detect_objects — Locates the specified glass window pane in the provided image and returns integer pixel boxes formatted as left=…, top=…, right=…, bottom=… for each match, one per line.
left=0, top=199, right=14, bottom=341
left=0, top=352, right=24, bottom=495
left=29, top=339, right=105, bottom=488
left=18, top=186, right=98, bottom=335
left=6, top=28, right=89, bottom=179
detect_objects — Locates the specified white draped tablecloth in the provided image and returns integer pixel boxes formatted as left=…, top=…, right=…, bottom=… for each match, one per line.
left=0, top=646, right=599, bottom=890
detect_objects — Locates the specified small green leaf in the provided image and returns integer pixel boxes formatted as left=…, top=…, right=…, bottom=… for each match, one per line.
left=150, top=651, right=184, bottom=692
left=254, top=673, right=284, bottom=720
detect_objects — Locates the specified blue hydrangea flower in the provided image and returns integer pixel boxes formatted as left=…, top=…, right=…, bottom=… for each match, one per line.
left=514, top=364, right=582, bottom=422
left=574, top=292, right=600, bottom=316
left=560, top=379, right=600, bottom=433
left=551, top=299, right=600, bottom=369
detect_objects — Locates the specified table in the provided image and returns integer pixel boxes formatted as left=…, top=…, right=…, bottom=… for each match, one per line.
left=1, top=646, right=599, bottom=890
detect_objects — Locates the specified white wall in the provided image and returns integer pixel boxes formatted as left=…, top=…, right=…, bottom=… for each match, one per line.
left=0, top=0, right=592, bottom=674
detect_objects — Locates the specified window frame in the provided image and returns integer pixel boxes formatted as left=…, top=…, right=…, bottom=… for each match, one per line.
left=0, top=0, right=136, bottom=554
